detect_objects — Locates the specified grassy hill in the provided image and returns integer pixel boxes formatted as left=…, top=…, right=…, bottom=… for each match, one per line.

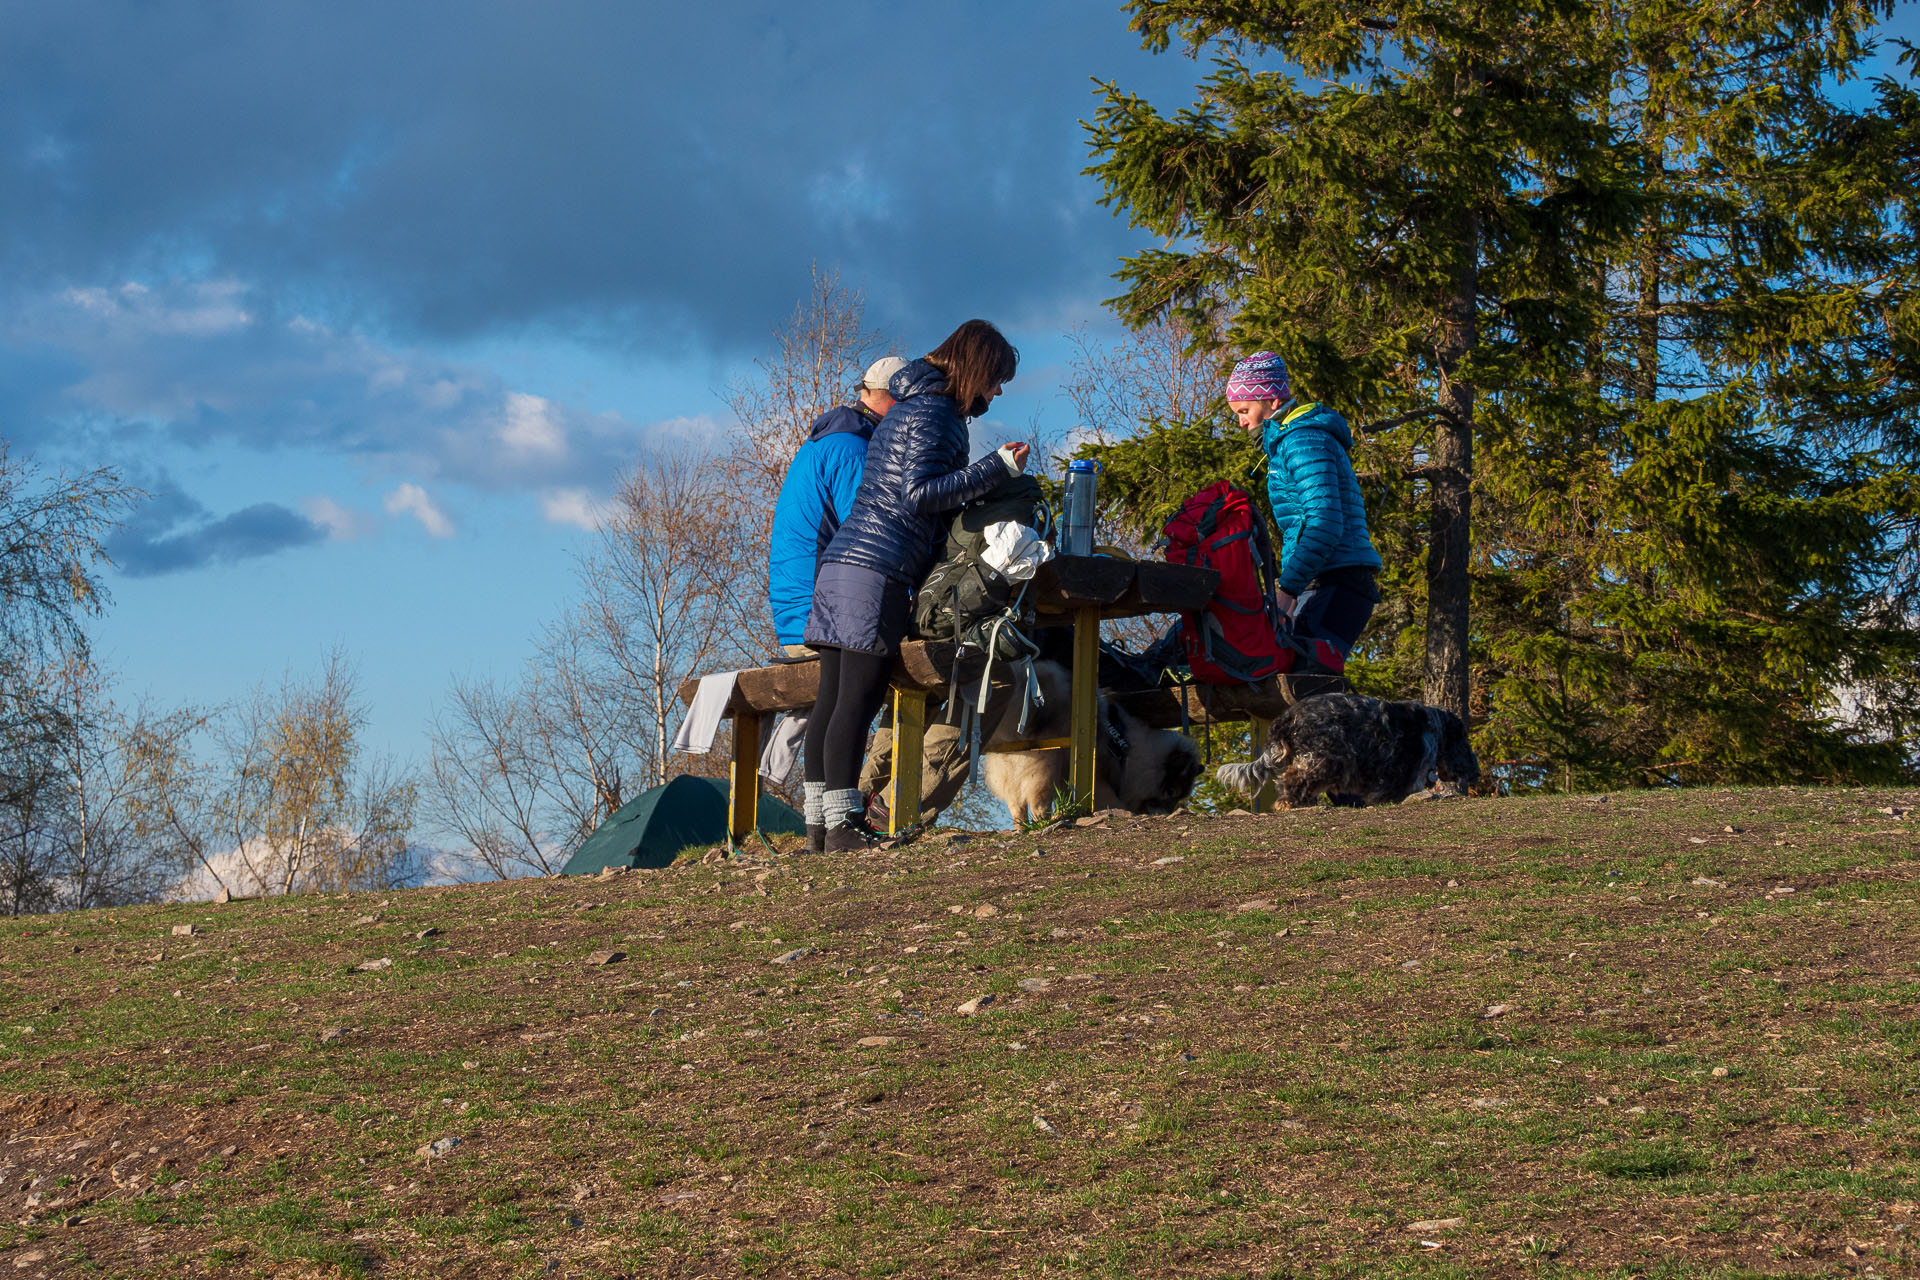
left=2, top=787, right=1916, bottom=1279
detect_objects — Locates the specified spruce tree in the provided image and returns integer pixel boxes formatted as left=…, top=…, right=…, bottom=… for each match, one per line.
left=1085, top=0, right=1637, bottom=725
left=1083, top=0, right=1920, bottom=787
left=1468, top=1, right=1920, bottom=785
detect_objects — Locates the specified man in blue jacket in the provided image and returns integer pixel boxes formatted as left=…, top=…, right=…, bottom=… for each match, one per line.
left=768, top=355, right=907, bottom=657
left=1226, top=350, right=1384, bottom=664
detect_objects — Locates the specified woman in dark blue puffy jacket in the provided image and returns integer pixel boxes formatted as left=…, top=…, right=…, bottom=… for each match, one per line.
left=803, top=320, right=1027, bottom=852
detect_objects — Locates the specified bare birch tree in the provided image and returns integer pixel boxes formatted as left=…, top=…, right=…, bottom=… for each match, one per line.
left=427, top=609, right=651, bottom=880
left=585, top=452, right=751, bottom=781
left=1061, top=314, right=1222, bottom=451
left=144, top=651, right=419, bottom=898
left=426, top=451, right=756, bottom=878
left=0, top=657, right=61, bottom=914
left=1, top=447, right=137, bottom=832
left=427, top=672, right=579, bottom=880
left=0, top=450, right=151, bottom=913
left=42, top=652, right=200, bottom=910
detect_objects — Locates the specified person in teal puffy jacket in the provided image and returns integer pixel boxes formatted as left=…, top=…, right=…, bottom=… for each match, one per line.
left=1226, top=350, right=1384, bottom=660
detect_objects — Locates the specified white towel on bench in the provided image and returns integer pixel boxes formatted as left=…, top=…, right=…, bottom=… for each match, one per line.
left=672, top=672, right=737, bottom=755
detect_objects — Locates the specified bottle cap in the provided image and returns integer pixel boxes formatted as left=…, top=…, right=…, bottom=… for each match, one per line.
left=1068, top=459, right=1100, bottom=473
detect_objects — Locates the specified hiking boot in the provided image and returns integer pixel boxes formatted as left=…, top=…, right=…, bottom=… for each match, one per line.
left=864, top=790, right=891, bottom=832
left=805, top=823, right=826, bottom=855
left=824, top=811, right=884, bottom=853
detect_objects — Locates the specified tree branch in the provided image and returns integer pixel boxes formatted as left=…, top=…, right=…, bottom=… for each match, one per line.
left=1363, top=405, right=1468, bottom=434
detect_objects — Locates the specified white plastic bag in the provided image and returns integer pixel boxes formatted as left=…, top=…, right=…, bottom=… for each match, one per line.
left=978, top=521, right=1054, bottom=581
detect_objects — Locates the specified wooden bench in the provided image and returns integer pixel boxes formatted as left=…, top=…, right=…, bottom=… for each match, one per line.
left=677, top=555, right=1288, bottom=843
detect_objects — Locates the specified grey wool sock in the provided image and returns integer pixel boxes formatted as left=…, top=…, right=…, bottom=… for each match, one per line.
left=821, top=787, right=863, bottom=827
left=803, top=780, right=825, bottom=826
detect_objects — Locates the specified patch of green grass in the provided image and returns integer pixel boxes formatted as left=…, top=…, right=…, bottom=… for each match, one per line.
left=1585, top=1142, right=1704, bottom=1181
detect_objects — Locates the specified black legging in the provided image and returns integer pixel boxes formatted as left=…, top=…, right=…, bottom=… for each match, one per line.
left=804, top=645, right=893, bottom=792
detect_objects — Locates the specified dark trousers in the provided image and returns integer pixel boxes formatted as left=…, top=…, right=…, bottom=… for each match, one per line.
left=1290, top=566, right=1379, bottom=656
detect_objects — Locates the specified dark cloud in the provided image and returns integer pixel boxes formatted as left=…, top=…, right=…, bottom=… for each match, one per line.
left=0, top=1, right=1203, bottom=352
left=107, top=485, right=326, bottom=577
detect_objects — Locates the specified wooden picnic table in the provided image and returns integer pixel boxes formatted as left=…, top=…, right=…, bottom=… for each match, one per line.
left=677, top=555, right=1230, bottom=843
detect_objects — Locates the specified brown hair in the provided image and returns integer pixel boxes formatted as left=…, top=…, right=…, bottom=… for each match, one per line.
left=925, top=319, right=1018, bottom=417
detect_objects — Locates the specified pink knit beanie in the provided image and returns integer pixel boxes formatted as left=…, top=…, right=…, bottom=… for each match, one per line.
left=1225, top=350, right=1290, bottom=401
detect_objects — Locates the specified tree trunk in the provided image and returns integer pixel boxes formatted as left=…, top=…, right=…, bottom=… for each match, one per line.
left=1423, top=210, right=1479, bottom=724
left=1422, top=64, right=1483, bottom=725
left=1636, top=231, right=1660, bottom=403
left=653, top=640, right=669, bottom=790
left=1637, top=88, right=1665, bottom=404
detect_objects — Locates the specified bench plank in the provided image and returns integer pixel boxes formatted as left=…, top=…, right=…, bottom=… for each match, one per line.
left=1030, top=555, right=1135, bottom=615
left=1121, top=561, right=1221, bottom=615
left=1105, top=671, right=1345, bottom=730
left=675, top=640, right=968, bottom=717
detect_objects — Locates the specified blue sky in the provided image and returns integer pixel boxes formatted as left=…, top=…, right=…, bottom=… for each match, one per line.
left=3, top=1, right=1210, bottom=760
left=6, top=1, right=1916, bottom=768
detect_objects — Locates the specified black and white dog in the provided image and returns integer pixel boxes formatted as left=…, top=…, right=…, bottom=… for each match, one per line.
left=980, top=660, right=1203, bottom=825
left=1216, top=693, right=1479, bottom=809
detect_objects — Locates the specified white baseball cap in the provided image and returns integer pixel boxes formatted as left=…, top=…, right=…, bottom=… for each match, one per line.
left=860, top=355, right=909, bottom=392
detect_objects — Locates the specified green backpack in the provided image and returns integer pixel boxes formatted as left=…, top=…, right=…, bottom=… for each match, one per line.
left=913, top=474, right=1051, bottom=661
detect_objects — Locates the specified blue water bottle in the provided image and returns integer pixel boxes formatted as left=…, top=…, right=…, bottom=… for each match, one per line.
left=1062, top=459, right=1100, bottom=556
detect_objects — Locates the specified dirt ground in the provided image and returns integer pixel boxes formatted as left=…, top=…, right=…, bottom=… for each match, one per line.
left=2, top=786, right=1916, bottom=1278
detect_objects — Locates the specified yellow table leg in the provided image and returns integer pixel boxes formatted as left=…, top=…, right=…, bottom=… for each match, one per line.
left=728, top=711, right=761, bottom=851
left=886, top=687, right=926, bottom=836
left=1247, top=715, right=1277, bottom=813
left=1069, top=606, right=1099, bottom=810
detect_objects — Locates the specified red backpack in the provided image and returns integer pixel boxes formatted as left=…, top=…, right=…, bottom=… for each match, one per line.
left=1162, top=482, right=1345, bottom=684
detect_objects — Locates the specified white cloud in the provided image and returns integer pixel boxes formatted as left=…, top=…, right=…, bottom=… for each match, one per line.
left=384, top=483, right=456, bottom=538
left=302, top=494, right=376, bottom=541
left=62, top=278, right=252, bottom=336
left=538, top=487, right=608, bottom=531
left=168, top=836, right=481, bottom=901
left=500, top=391, right=567, bottom=459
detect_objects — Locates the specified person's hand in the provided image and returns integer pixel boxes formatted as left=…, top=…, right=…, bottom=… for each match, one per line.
left=996, top=442, right=1030, bottom=475
left=1273, top=588, right=1297, bottom=624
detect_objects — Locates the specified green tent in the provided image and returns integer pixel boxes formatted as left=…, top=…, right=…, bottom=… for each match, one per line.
left=561, top=774, right=805, bottom=874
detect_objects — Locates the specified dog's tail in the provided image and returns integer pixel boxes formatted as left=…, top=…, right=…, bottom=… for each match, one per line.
left=1215, top=738, right=1290, bottom=798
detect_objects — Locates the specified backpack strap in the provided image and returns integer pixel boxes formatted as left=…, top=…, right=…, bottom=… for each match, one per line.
left=945, top=582, right=963, bottom=726
left=1193, top=491, right=1230, bottom=541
